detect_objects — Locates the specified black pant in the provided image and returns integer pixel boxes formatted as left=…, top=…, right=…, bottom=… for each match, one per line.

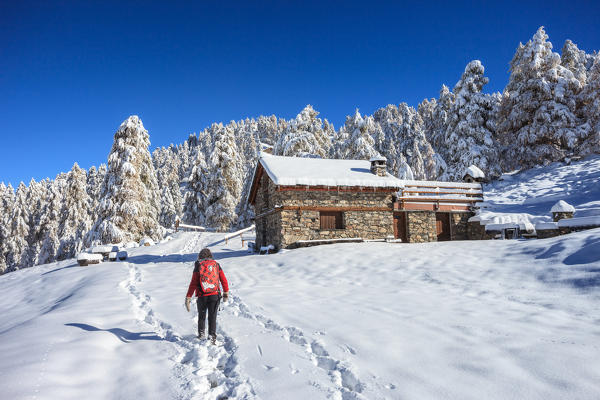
left=197, top=295, right=220, bottom=337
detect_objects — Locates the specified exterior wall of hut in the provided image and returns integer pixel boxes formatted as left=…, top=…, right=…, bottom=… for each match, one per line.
left=253, top=174, right=395, bottom=250
left=537, top=229, right=561, bottom=239
left=467, top=221, right=497, bottom=240
left=406, top=211, right=437, bottom=243
left=450, top=212, right=471, bottom=240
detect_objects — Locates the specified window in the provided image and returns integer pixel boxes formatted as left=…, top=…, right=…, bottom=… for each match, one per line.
left=320, top=211, right=344, bottom=230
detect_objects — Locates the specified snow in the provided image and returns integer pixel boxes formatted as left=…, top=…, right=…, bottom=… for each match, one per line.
left=294, top=237, right=362, bottom=244
left=558, top=216, right=600, bottom=228
left=91, top=245, right=116, bottom=254
left=2, top=228, right=600, bottom=400
left=551, top=200, right=576, bottom=213
left=139, top=238, right=155, bottom=246
left=369, top=155, right=386, bottom=162
left=2, top=152, right=600, bottom=399
left=259, top=152, right=403, bottom=188
left=471, top=155, right=600, bottom=233
left=536, top=221, right=559, bottom=230
left=464, top=164, right=485, bottom=179
left=76, top=253, right=103, bottom=262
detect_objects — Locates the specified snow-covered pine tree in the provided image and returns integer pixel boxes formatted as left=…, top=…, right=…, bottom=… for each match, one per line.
left=274, top=105, right=332, bottom=158
left=58, top=163, right=92, bottom=260
left=337, top=109, right=381, bottom=160
left=6, top=182, right=30, bottom=270
left=21, top=178, right=52, bottom=267
left=87, top=164, right=106, bottom=224
left=182, top=151, right=209, bottom=227
left=373, top=104, right=437, bottom=180
left=497, top=27, right=585, bottom=169
left=577, top=55, right=600, bottom=155
left=154, top=145, right=183, bottom=228
left=90, top=116, right=163, bottom=244
left=0, top=183, right=15, bottom=273
left=444, top=60, right=502, bottom=180
left=36, top=181, right=62, bottom=265
left=561, top=40, right=590, bottom=87
left=203, top=123, right=245, bottom=230
left=428, top=85, right=455, bottom=153
left=418, top=97, right=437, bottom=142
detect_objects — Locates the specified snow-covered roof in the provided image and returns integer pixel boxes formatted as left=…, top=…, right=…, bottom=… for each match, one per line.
left=557, top=216, right=600, bottom=228
left=535, top=222, right=559, bottom=230
left=369, top=155, right=387, bottom=162
left=463, top=165, right=485, bottom=179
left=258, top=153, right=403, bottom=188
left=550, top=200, right=576, bottom=213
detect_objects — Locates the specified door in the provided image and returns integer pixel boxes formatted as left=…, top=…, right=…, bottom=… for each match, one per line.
left=394, top=213, right=408, bottom=242
left=436, top=213, right=451, bottom=241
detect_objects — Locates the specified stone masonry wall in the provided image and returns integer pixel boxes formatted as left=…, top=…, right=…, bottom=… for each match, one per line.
left=253, top=175, right=396, bottom=250
left=279, top=209, right=394, bottom=248
left=537, top=229, right=561, bottom=239
left=552, top=212, right=574, bottom=222
left=467, top=221, right=497, bottom=240
left=254, top=175, right=282, bottom=249
left=406, top=211, right=437, bottom=243
left=450, top=212, right=471, bottom=240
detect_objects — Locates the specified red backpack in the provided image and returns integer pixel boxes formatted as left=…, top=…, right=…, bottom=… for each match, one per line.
left=196, top=260, right=220, bottom=295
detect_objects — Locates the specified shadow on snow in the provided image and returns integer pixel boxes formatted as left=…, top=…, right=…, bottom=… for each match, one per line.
left=65, top=323, right=164, bottom=343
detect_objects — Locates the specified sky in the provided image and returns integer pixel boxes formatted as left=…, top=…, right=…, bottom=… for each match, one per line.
left=1, top=0, right=599, bottom=187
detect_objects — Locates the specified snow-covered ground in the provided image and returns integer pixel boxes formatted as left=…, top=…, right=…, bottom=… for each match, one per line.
left=473, top=155, right=600, bottom=230
left=1, top=156, right=599, bottom=400
left=1, top=228, right=599, bottom=400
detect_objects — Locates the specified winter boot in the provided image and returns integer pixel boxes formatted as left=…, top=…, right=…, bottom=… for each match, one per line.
left=198, top=331, right=205, bottom=340
left=210, top=334, right=217, bottom=345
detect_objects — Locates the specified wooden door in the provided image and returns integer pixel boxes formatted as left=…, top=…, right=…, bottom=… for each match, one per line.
left=394, top=213, right=408, bottom=242
left=436, top=213, right=450, bottom=241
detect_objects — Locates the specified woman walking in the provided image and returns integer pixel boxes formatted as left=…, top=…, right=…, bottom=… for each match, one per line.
left=185, top=248, right=229, bottom=344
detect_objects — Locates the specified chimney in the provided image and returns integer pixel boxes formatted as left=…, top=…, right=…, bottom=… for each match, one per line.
left=369, top=156, right=387, bottom=177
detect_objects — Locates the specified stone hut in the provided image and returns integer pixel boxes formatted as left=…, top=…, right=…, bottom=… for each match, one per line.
left=248, top=153, right=484, bottom=251
left=463, top=165, right=486, bottom=183
left=551, top=200, right=575, bottom=222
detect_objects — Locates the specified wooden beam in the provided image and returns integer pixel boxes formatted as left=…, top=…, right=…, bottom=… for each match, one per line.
left=248, top=164, right=264, bottom=205
left=277, top=185, right=397, bottom=193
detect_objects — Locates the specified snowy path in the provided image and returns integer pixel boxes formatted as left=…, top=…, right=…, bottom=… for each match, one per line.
left=122, top=232, right=256, bottom=399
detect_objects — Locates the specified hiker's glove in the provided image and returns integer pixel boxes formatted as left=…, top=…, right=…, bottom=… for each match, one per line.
left=185, top=297, right=191, bottom=312
left=222, top=292, right=229, bottom=302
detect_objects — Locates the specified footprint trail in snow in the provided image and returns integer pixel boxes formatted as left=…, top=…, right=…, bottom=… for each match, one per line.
left=121, top=233, right=256, bottom=400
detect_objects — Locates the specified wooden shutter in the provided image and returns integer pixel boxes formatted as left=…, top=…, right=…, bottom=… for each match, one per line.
left=320, top=211, right=343, bottom=230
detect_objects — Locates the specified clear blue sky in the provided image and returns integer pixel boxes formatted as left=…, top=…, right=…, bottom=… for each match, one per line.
left=1, top=1, right=599, bottom=187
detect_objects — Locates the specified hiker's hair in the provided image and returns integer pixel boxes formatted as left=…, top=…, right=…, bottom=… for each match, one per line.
left=198, top=248, right=213, bottom=260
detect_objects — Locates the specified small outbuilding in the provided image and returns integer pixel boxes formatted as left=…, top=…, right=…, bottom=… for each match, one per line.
left=550, top=200, right=575, bottom=222
left=462, top=165, right=486, bottom=183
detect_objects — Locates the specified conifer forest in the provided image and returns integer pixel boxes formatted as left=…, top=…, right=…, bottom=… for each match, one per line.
left=1, top=27, right=599, bottom=274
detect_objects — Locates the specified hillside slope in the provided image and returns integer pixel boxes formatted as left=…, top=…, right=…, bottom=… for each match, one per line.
left=1, top=228, right=599, bottom=400
left=1, top=156, right=599, bottom=400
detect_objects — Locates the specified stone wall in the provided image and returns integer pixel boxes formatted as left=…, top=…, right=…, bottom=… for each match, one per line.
left=254, top=175, right=282, bottom=249
left=552, top=212, right=574, bottom=222
left=467, top=221, right=497, bottom=240
left=537, top=229, right=561, bottom=239
left=277, top=189, right=394, bottom=209
left=450, top=212, right=471, bottom=240
left=253, top=175, right=396, bottom=250
left=406, top=211, right=437, bottom=243
left=279, top=209, right=394, bottom=248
